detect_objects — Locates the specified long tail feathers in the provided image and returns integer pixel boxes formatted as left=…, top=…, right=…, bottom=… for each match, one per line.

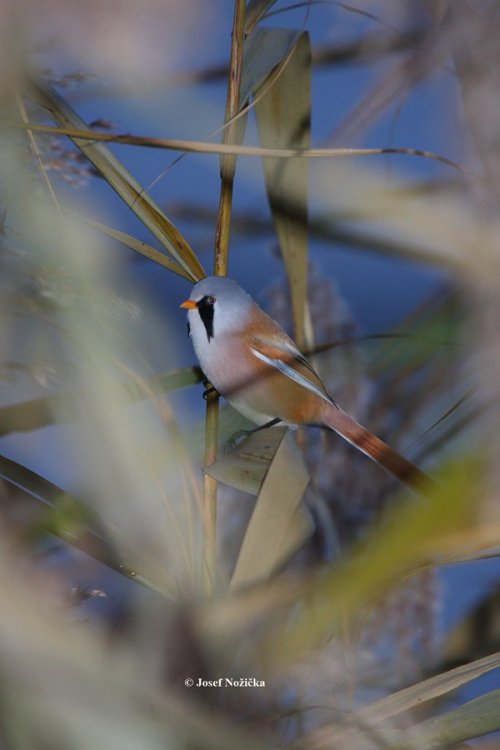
left=323, top=405, right=433, bottom=491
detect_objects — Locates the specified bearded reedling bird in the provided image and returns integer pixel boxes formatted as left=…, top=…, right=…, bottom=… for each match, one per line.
left=181, top=276, right=430, bottom=490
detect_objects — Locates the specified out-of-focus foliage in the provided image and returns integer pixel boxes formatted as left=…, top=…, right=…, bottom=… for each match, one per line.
left=1, top=1, right=500, bottom=749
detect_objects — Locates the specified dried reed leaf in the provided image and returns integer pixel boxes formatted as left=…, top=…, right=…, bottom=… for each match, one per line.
left=205, top=426, right=286, bottom=495
left=229, top=429, right=311, bottom=588
left=206, top=427, right=314, bottom=579
left=23, top=122, right=466, bottom=174
left=359, top=650, right=500, bottom=725
left=240, top=27, right=301, bottom=105
left=245, top=0, right=279, bottom=34
left=0, top=455, right=119, bottom=575
left=0, top=454, right=179, bottom=596
left=250, top=455, right=485, bottom=665
left=28, top=78, right=205, bottom=282
left=0, top=368, right=201, bottom=437
left=252, top=29, right=313, bottom=348
left=275, top=503, right=314, bottom=564
left=402, top=688, right=500, bottom=748
left=306, top=651, right=500, bottom=749
left=70, top=212, right=194, bottom=280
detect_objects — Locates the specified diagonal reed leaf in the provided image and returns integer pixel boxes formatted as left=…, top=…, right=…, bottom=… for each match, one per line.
left=208, top=428, right=311, bottom=588
left=0, top=453, right=177, bottom=595
left=27, top=77, right=205, bottom=282
left=402, top=688, right=500, bottom=749
left=0, top=367, right=201, bottom=437
left=305, top=651, right=500, bottom=748
left=70, top=212, right=194, bottom=280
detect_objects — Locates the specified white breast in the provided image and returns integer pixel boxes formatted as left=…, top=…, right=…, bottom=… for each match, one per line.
left=187, top=307, right=275, bottom=426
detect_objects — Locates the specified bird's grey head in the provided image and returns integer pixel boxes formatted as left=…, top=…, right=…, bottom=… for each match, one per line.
left=181, top=276, right=254, bottom=342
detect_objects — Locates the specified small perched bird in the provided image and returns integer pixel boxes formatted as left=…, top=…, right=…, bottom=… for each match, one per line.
left=181, top=276, right=429, bottom=490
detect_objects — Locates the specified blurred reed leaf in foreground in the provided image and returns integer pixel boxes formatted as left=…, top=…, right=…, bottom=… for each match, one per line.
left=1, top=1, right=500, bottom=749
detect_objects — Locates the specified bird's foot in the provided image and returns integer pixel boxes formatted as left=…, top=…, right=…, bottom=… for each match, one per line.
left=225, top=429, right=252, bottom=452
left=225, top=418, right=282, bottom=452
left=202, top=378, right=219, bottom=400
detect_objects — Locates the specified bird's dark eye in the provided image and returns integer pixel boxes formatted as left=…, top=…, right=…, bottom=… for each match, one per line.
left=206, top=295, right=216, bottom=305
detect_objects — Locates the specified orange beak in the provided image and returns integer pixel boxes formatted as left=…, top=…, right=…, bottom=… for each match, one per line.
left=180, top=299, right=198, bottom=310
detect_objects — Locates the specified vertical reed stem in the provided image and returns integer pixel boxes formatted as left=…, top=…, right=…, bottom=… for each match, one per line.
left=202, top=0, right=246, bottom=592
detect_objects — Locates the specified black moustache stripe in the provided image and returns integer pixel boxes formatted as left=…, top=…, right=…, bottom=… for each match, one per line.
left=197, top=296, right=214, bottom=342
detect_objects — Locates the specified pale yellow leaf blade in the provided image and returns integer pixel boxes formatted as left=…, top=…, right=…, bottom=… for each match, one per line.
left=205, top=426, right=286, bottom=495
left=358, top=651, right=500, bottom=726
left=28, top=78, right=205, bottom=282
left=240, top=27, right=301, bottom=106
left=70, top=212, right=193, bottom=280
left=240, top=455, right=487, bottom=667
left=245, top=0, right=280, bottom=34
left=307, top=651, right=500, bottom=749
left=406, top=689, right=500, bottom=748
left=229, top=429, right=311, bottom=588
left=253, top=30, right=313, bottom=348
left=274, top=504, right=314, bottom=567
